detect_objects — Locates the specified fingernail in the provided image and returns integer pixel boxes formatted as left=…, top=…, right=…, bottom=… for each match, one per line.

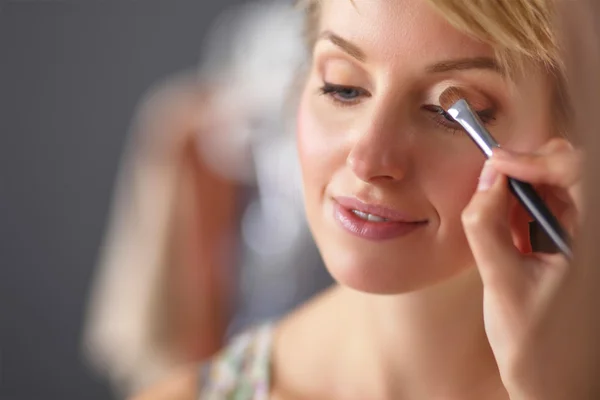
left=477, top=160, right=498, bottom=191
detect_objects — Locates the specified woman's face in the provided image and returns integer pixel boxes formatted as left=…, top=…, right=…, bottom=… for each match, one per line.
left=297, top=0, right=554, bottom=294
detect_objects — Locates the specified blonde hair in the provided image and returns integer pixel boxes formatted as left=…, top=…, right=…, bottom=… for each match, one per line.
left=297, top=0, right=560, bottom=69
left=427, top=0, right=560, bottom=72
left=295, top=0, right=571, bottom=134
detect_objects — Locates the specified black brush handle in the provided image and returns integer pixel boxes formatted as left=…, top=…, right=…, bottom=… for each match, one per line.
left=508, top=177, right=573, bottom=259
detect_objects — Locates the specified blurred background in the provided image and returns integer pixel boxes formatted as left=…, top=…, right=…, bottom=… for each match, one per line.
left=1, top=1, right=332, bottom=399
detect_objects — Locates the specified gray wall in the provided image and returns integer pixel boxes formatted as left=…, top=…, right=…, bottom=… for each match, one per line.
left=0, top=1, right=245, bottom=399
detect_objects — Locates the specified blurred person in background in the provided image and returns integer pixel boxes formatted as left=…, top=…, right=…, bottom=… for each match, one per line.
left=82, top=1, right=331, bottom=397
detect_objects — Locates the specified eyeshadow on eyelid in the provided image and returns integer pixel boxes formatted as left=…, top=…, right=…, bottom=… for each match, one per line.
left=431, top=83, right=495, bottom=110
left=322, top=60, right=361, bottom=84
left=459, top=90, right=495, bottom=111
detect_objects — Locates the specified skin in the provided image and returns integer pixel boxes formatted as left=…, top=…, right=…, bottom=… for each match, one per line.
left=134, top=0, right=591, bottom=399
left=297, top=0, right=553, bottom=295
left=270, top=0, right=582, bottom=399
left=155, top=81, right=237, bottom=361
left=117, top=77, right=237, bottom=390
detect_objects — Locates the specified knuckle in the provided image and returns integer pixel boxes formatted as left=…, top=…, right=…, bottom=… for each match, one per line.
left=545, top=137, right=573, bottom=152
left=461, top=206, right=487, bottom=230
left=548, top=148, right=582, bottom=185
left=571, top=149, right=585, bottom=171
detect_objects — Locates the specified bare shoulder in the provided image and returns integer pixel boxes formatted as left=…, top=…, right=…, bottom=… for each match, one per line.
left=129, top=365, right=199, bottom=400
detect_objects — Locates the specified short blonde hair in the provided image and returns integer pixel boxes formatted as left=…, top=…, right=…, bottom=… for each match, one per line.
left=295, top=0, right=570, bottom=134
left=296, top=0, right=560, bottom=70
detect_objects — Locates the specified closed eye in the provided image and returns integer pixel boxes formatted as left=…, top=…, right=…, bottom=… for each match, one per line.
left=423, top=105, right=496, bottom=133
left=319, top=82, right=371, bottom=106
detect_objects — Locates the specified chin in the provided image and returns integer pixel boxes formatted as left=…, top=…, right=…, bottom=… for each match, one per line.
left=319, top=245, right=474, bottom=295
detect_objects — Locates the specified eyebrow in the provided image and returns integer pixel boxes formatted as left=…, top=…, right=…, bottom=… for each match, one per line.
left=426, top=57, right=504, bottom=75
left=317, top=31, right=503, bottom=75
left=318, top=30, right=367, bottom=62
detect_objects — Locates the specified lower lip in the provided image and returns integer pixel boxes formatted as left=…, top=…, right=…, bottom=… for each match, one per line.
left=332, top=202, right=427, bottom=241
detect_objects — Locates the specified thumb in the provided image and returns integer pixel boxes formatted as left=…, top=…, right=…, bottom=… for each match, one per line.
left=462, top=161, right=523, bottom=288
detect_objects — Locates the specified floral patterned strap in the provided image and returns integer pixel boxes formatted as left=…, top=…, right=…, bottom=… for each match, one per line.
left=198, top=323, right=274, bottom=400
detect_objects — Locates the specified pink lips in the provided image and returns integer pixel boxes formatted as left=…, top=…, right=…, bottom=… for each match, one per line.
left=332, top=196, right=427, bottom=241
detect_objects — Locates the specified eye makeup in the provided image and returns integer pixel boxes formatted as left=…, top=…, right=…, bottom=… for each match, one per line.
left=440, top=86, right=573, bottom=259
left=314, top=62, right=505, bottom=140
left=319, top=82, right=370, bottom=105
left=317, top=58, right=372, bottom=107
left=422, top=83, right=498, bottom=133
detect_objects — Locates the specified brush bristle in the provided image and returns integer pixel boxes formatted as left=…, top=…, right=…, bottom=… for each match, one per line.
left=438, top=86, right=466, bottom=111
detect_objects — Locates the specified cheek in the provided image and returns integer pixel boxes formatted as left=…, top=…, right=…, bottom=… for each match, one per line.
left=297, top=97, right=346, bottom=195
left=297, top=100, right=322, bottom=195
left=501, top=112, right=553, bottom=151
left=422, top=147, right=483, bottom=228
left=497, top=80, right=555, bottom=151
left=297, top=100, right=320, bottom=176
left=420, top=150, right=483, bottom=269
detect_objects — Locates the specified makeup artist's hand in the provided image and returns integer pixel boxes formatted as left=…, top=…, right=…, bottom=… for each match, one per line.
left=461, top=138, right=593, bottom=399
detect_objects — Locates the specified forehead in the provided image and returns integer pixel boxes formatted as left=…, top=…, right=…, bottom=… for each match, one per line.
left=319, top=0, right=495, bottom=67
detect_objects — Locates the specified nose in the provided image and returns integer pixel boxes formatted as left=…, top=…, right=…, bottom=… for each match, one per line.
left=347, top=116, right=411, bottom=183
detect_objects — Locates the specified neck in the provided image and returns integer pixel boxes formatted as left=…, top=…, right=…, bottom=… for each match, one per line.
left=344, top=268, right=505, bottom=399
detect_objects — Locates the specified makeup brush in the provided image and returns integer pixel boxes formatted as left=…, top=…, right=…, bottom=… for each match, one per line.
left=439, top=86, right=573, bottom=260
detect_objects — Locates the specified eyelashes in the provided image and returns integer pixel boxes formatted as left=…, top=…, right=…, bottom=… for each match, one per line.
left=318, top=81, right=496, bottom=133
left=422, top=105, right=496, bottom=133
left=319, top=82, right=370, bottom=106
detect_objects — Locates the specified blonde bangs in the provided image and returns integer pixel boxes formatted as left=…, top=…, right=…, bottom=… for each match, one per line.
left=296, top=0, right=561, bottom=75
left=424, top=0, right=561, bottom=75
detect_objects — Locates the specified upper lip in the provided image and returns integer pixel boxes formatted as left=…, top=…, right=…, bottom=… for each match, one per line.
left=334, top=196, right=427, bottom=223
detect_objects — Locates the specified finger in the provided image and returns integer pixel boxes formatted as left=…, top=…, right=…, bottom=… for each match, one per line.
left=568, top=180, right=584, bottom=217
left=491, top=145, right=582, bottom=191
left=463, top=162, right=523, bottom=288
left=493, top=146, right=584, bottom=217
left=536, top=137, right=574, bottom=155
left=509, top=195, right=533, bottom=254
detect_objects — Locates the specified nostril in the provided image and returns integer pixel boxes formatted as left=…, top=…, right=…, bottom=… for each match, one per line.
left=347, top=154, right=407, bottom=183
